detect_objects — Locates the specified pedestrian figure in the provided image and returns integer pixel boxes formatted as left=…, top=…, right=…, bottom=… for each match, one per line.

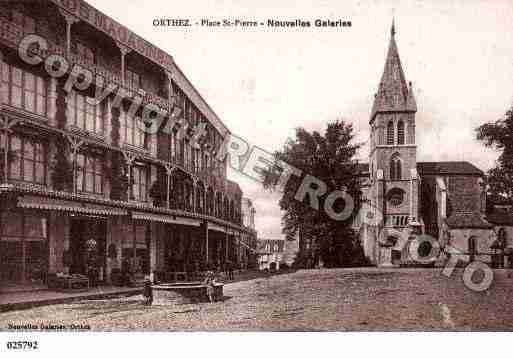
left=228, top=261, right=234, bottom=281
left=203, top=270, right=217, bottom=303
left=121, top=257, right=131, bottom=286
left=143, top=278, right=153, bottom=306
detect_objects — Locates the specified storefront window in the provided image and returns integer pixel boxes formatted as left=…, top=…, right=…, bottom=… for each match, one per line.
left=135, top=224, right=149, bottom=274
left=0, top=212, right=47, bottom=284
left=122, top=222, right=149, bottom=275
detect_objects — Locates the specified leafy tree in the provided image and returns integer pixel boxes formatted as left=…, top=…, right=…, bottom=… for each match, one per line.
left=476, top=108, right=513, bottom=206
left=262, top=120, right=364, bottom=268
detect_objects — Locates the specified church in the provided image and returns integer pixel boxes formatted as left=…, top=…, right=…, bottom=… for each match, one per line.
left=356, top=21, right=512, bottom=267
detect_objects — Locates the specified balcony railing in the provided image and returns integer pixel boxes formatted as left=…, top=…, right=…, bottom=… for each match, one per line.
left=0, top=15, right=171, bottom=112
left=0, top=16, right=242, bottom=227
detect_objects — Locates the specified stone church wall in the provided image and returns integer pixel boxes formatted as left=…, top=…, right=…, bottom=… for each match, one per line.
left=446, top=176, right=484, bottom=214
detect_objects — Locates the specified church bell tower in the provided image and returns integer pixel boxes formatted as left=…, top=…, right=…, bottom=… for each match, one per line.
left=368, top=20, right=419, bottom=266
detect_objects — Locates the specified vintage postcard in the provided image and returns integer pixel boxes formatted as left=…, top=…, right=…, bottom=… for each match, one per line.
left=0, top=0, right=512, bottom=354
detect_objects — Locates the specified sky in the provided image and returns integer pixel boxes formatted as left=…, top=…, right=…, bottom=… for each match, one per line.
left=88, top=0, right=513, bottom=239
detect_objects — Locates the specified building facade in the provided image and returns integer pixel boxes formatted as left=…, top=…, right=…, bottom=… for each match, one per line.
left=257, top=239, right=285, bottom=271
left=240, top=197, right=257, bottom=269
left=0, top=0, right=256, bottom=289
left=357, top=22, right=508, bottom=267
left=241, top=197, right=256, bottom=229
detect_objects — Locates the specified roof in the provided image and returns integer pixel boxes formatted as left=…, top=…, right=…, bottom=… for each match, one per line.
left=257, top=239, right=285, bottom=254
left=486, top=210, right=513, bottom=226
left=0, top=183, right=253, bottom=233
left=370, top=21, right=417, bottom=122
left=417, top=162, right=483, bottom=176
left=354, top=161, right=483, bottom=177
left=446, top=212, right=492, bottom=229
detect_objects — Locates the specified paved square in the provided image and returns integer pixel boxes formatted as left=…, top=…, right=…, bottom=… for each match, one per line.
left=1, top=268, right=512, bottom=331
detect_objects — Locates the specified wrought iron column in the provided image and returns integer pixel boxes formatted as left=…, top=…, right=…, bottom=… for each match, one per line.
left=0, top=116, right=18, bottom=183
left=65, top=134, right=84, bottom=194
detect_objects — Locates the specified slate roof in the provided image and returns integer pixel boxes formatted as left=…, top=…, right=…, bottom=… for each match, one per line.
left=257, top=239, right=285, bottom=254
left=354, top=161, right=483, bottom=177
left=486, top=210, right=513, bottom=226
left=446, top=212, right=492, bottom=229
left=416, top=161, right=483, bottom=176
left=370, top=21, right=417, bottom=122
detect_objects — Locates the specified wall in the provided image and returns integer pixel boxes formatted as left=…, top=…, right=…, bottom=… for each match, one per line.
left=449, top=228, right=494, bottom=264
left=446, top=176, right=484, bottom=214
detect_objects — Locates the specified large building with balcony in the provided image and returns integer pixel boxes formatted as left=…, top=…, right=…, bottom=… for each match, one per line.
left=0, top=0, right=257, bottom=289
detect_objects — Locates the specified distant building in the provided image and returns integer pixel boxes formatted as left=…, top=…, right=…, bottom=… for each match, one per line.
left=237, top=196, right=258, bottom=269
left=241, top=197, right=256, bottom=229
left=257, top=239, right=285, bottom=271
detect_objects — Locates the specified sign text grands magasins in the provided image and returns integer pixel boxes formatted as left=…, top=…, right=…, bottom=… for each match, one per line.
left=49, top=0, right=174, bottom=71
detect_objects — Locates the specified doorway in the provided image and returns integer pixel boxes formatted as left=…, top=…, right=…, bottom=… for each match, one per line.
left=69, top=217, right=107, bottom=283
left=0, top=211, right=48, bottom=288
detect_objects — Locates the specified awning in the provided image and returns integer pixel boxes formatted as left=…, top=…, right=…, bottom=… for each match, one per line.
left=208, top=223, right=227, bottom=233
left=18, top=196, right=127, bottom=216
left=132, top=211, right=201, bottom=226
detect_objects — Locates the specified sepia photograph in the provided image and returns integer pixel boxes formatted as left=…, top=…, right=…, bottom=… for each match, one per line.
left=0, top=0, right=512, bottom=355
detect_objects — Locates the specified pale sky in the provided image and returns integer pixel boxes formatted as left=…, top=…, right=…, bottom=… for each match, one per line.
left=88, top=0, right=513, bottom=239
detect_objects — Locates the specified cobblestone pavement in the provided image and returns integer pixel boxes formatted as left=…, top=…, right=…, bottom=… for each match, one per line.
left=1, top=268, right=512, bottom=331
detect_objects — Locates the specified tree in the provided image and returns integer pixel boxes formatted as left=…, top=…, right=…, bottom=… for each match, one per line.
left=476, top=107, right=513, bottom=206
left=262, top=120, right=365, bottom=268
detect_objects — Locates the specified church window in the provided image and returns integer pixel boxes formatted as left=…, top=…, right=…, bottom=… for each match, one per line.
left=390, top=153, right=402, bottom=180
left=392, top=250, right=401, bottom=263
left=387, top=121, right=394, bottom=145
left=397, top=120, right=405, bottom=145
left=468, top=236, right=477, bottom=261
left=387, top=188, right=404, bottom=207
left=498, top=228, right=506, bottom=248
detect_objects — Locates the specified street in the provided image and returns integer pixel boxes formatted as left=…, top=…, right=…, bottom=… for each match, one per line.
left=1, top=268, right=512, bottom=331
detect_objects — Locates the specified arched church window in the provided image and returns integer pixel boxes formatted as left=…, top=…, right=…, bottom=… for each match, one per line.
left=390, top=153, right=402, bottom=180
left=468, top=236, right=477, bottom=261
left=387, top=121, right=394, bottom=145
left=498, top=228, right=506, bottom=248
left=387, top=188, right=405, bottom=207
left=397, top=120, right=405, bottom=145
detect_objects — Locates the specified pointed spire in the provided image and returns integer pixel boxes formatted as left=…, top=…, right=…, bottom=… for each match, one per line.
left=370, top=19, right=416, bottom=122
